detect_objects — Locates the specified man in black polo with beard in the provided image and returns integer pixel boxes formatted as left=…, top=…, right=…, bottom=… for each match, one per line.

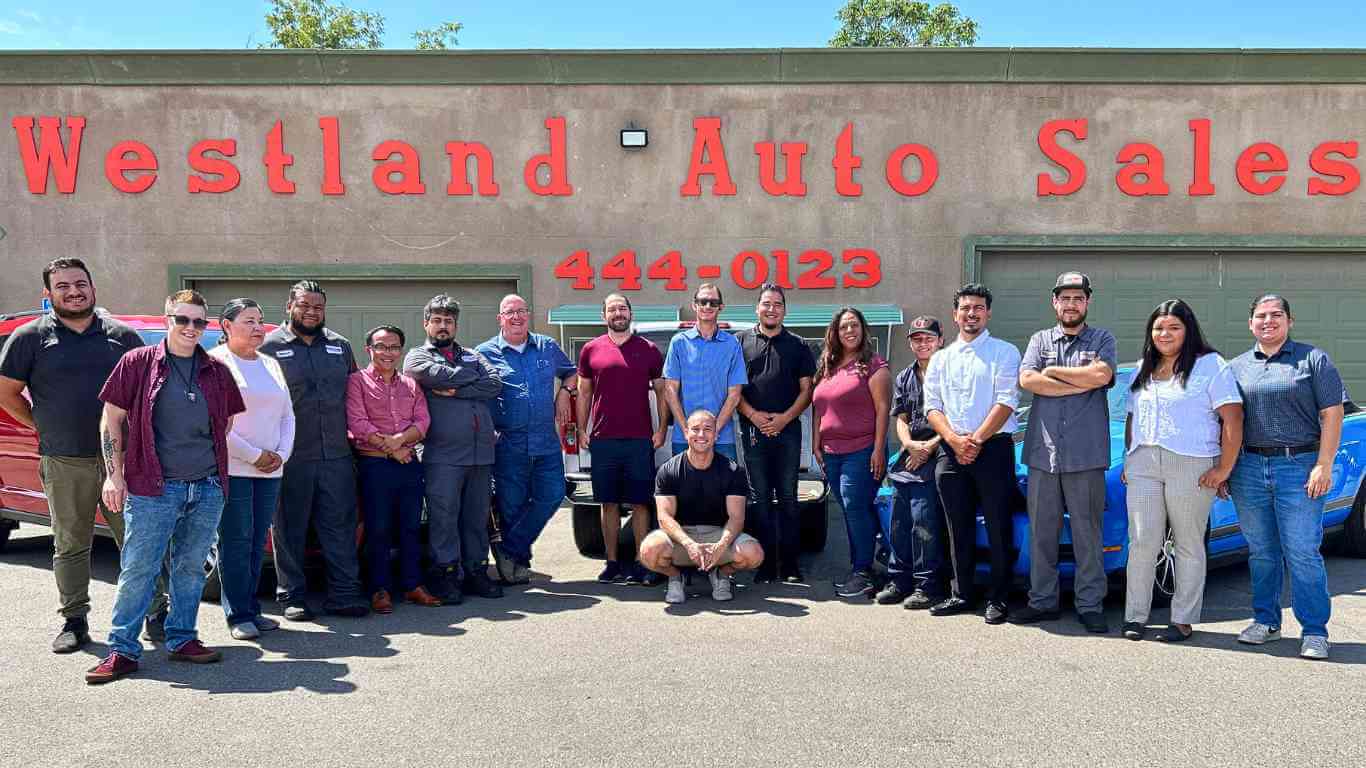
left=259, top=280, right=369, bottom=620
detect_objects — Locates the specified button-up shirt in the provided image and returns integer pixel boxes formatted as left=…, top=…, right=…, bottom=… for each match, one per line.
left=346, top=365, right=430, bottom=451
left=476, top=332, right=576, bottom=457
left=1229, top=339, right=1346, bottom=448
left=403, top=341, right=502, bottom=467
left=259, top=325, right=358, bottom=462
left=1020, top=324, right=1118, bottom=473
left=663, top=326, right=747, bottom=445
left=924, top=329, right=1021, bottom=437
left=98, top=342, right=245, bottom=497
left=888, top=360, right=938, bottom=484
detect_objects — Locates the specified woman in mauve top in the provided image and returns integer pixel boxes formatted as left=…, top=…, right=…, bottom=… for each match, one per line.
left=811, top=307, right=891, bottom=599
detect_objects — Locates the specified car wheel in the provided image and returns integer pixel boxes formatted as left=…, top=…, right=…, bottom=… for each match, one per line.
left=572, top=503, right=606, bottom=558
left=0, top=520, right=15, bottom=553
left=1150, top=525, right=1176, bottom=606
left=800, top=499, right=828, bottom=553
left=1344, top=486, right=1366, bottom=558
left=201, top=558, right=223, bottom=603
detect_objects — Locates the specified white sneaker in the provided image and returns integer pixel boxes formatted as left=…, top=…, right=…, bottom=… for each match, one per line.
left=1237, top=622, right=1281, bottom=645
left=1300, top=635, right=1330, bottom=660
left=230, top=621, right=261, bottom=640
left=709, top=570, right=733, bottom=601
left=665, top=576, right=686, bottom=604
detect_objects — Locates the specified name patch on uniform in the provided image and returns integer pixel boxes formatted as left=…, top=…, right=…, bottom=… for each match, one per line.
left=325, top=345, right=344, bottom=355
left=274, top=349, right=294, bottom=358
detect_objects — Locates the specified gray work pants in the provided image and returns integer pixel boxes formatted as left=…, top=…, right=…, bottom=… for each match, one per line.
left=272, top=456, right=365, bottom=610
left=1027, top=467, right=1107, bottom=613
left=424, top=463, right=492, bottom=575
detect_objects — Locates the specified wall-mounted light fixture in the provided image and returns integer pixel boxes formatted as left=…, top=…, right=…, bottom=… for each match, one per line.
left=620, top=124, right=648, bottom=150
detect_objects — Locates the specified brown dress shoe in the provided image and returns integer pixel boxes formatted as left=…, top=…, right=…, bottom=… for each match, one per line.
left=371, top=590, right=394, bottom=614
left=404, top=586, right=443, bottom=607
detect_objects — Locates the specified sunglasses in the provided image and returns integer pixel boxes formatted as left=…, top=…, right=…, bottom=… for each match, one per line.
left=694, top=298, right=722, bottom=307
left=168, top=314, right=209, bottom=330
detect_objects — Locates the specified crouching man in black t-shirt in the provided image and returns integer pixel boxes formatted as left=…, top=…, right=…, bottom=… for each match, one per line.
left=640, top=409, right=765, bottom=604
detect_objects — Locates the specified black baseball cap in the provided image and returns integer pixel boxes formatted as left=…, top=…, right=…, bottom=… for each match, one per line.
left=1053, top=271, right=1092, bottom=296
left=906, top=315, right=943, bottom=338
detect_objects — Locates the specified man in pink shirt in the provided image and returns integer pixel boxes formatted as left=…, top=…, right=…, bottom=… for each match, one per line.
left=346, top=325, right=442, bottom=613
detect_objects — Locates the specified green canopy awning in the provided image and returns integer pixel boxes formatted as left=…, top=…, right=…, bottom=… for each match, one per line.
left=547, top=304, right=680, bottom=325
left=719, top=304, right=903, bottom=327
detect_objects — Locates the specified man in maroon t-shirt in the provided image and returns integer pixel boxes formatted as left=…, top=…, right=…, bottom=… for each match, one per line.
left=575, top=293, right=669, bottom=585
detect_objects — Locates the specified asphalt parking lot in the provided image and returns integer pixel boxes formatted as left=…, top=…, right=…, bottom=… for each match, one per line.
left=2, top=504, right=1364, bottom=768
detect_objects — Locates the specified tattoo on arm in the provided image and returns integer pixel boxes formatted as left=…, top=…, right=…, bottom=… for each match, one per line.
left=101, top=427, right=117, bottom=475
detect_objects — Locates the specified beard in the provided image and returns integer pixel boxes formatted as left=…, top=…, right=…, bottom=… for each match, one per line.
left=428, top=335, right=454, bottom=348
left=1057, top=309, right=1088, bottom=329
left=607, top=317, right=631, bottom=332
left=759, top=316, right=782, bottom=330
left=53, top=300, right=94, bottom=320
left=290, top=316, right=323, bottom=337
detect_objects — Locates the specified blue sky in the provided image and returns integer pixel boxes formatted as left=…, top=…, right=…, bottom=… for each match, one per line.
left=1, top=1, right=1363, bottom=50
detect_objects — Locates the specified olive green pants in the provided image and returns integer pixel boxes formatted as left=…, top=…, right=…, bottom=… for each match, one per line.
left=40, top=456, right=167, bottom=619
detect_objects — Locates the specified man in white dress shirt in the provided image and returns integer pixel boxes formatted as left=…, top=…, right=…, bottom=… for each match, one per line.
left=923, top=283, right=1022, bottom=625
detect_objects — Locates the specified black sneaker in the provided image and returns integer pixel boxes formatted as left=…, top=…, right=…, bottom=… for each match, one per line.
left=984, top=601, right=1009, bottom=625
left=753, top=568, right=777, bottom=585
left=903, top=589, right=936, bottom=610
left=142, top=609, right=168, bottom=642
left=622, top=563, right=647, bottom=585
left=1008, top=605, right=1061, bottom=624
left=874, top=582, right=909, bottom=605
left=640, top=570, right=664, bottom=587
left=52, top=617, right=90, bottom=654
left=781, top=569, right=804, bottom=584
left=463, top=570, right=504, bottom=599
left=597, top=561, right=626, bottom=584
left=491, top=543, right=518, bottom=584
left=835, top=570, right=874, bottom=599
left=427, top=567, right=464, bottom=605
left=1079, top=611, right=1109, bottom=634
left=929, top=596, right=974, bottom=616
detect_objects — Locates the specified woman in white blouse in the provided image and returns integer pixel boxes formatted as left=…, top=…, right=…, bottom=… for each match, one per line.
left=209, top=299, right=295, bottom=640
left=1122, top=299, right=1242, bottom=642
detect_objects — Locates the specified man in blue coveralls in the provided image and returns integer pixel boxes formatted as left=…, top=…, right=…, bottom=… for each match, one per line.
left=477, top=294, right=577, bottom=584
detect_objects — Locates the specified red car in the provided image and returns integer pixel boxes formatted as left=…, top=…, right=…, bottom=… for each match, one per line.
left=0, top=311, right=275, bottom=598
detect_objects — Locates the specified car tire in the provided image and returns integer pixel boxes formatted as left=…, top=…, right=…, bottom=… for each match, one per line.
left=1150, top=524, right=1176, bottom=607
left=1344, top=486, right=1366, bottom=557
left=800, top=499, right=828, bottom=553
left=572, top=503, right=606, bottom=558
left=202, top=559, right=223, bottom=603
left=0, top=520, right=15, bottom=553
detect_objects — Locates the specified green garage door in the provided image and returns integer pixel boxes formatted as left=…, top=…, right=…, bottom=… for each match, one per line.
left=187, top=277, right=518, bottom=357
left=982, top=249, right=1366, bottom=401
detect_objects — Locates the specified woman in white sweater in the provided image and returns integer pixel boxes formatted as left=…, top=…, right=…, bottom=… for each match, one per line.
left=209, top=298, right=295, bottom=640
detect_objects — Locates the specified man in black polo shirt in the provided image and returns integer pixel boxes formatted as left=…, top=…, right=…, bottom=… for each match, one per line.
left=639, top=409, right=765, bottom=604
left=735, top=283, right=816, bottom=583
left=0, top=258, right=165, bottom=653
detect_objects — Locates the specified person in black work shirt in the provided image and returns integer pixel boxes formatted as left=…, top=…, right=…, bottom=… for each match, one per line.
left=639, top=409, right=765, bottom=605
left=258, top=280, right=368, bottom=620
left=734, top=283, right=816, bottom=584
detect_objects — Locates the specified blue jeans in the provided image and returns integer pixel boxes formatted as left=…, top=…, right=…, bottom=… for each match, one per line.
left=885, top=479, right=948, bottom=595
left=495, top=446, right=566, bottom=565
left=823, top=445, right=880, bottom=571
left=673, top=442, right=737, bottom=461
left=219, top=476, right=281, bottom=626
left=1229, top=451, right=1331, bottom=638
left=359, top=457, right=425, bottom=594
left=108, top=478, right=224, bottom=659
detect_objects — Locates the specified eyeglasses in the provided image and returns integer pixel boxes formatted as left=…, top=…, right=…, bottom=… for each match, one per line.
left=369, top=344, right=403, bottom=353
left=695, top=298, right=722, bottom=307
left=168, top=315, right=208, bottom=330
left=500, top=308, right=531, bottom=317
left=1054, top=296, right=1089, bottom=305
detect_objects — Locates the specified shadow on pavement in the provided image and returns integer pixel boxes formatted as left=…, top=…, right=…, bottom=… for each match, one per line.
left=532, top=577, right=811, bottom=617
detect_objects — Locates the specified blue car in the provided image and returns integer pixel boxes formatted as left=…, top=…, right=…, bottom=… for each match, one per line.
left=876, top=367, right=1366, bottom=598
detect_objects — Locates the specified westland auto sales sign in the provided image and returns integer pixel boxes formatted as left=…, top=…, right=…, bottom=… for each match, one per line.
left=10, top=114, right=1363, bottom=292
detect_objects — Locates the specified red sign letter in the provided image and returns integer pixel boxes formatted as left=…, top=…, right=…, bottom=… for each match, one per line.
left=372, top=140, right=426, bottom=195
left=833, top=123, right=862, bottom=197
left=524, top=116, right=573, bottom=197
left=1308, top=141, right=1360, bottom=196
left=264, top=120, right=295, bottom=194
left=1188, top=118, right=1215, bottom=196
left=12, top=115, right=85, bottom=194
left=188, top=139, right=240, bottom=194
left=104, top=140, right=158, bottom=194
left=1037, top=119, right=1087, bottom=196
left=319, top=116, right=345, bottom=196
left=1115, top=142, right=1170, bottom=196
left=754, top=141, right=808, bottom=196
left=885, top=143, right=938, bottom=197
left=1236, top=142, right=1288, bottom=196
left=445, top=141, right=500, bottom=196
left=679, top=117, right=736, bottom=197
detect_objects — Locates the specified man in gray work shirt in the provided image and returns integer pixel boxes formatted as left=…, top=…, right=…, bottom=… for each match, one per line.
left=1015, top=272, right=1117, bottom=633
left=259, top=280, right=369, bottom=620
left=403, top=294, right=504, bottom=603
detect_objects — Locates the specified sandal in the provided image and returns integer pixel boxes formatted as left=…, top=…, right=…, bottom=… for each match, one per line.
left=1155, top=624, right=1194, bottom=642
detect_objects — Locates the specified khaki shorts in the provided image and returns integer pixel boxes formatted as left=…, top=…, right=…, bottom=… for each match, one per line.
left=660, top=525, right=757, bottom=567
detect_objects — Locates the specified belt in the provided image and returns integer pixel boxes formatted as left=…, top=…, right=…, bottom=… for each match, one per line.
left=1244, top=444, right=1317, bottom=457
